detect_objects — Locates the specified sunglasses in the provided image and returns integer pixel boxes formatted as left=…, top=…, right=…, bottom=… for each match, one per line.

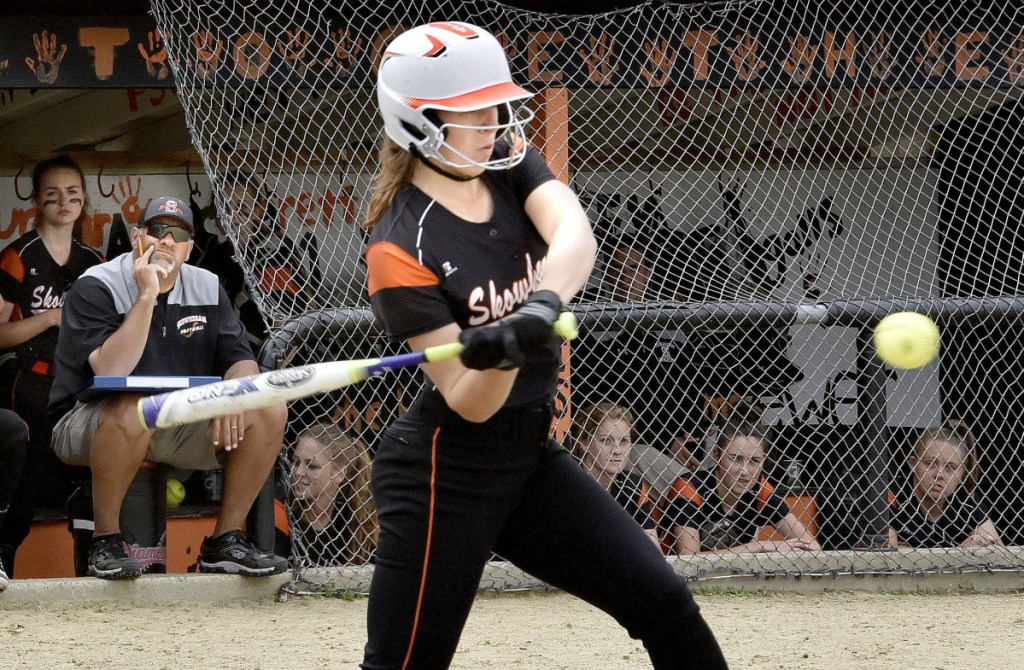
left=142, top=222, right=192, bottom=243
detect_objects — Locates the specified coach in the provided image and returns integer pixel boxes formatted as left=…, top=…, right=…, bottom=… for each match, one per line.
left=48, top=195, right=288, bottom=580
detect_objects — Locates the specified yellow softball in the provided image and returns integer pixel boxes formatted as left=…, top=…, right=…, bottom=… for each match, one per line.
left=166, top=478, right=186, bottom=509
left=873, top=311, right=940, bottom=369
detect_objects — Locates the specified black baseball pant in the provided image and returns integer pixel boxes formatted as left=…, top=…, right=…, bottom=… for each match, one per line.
left=361, top=401, right=727, bottom=670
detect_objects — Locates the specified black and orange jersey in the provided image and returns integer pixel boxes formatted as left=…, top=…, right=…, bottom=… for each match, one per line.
left=0, top=229, right=102, bottom=362
left=888, top=485, right=991, bottom=548
left=662, top=468, right=790, bottom=551
left=610, top=469, right=656, bottom=530
left=365, top=143, right=559, bottom=409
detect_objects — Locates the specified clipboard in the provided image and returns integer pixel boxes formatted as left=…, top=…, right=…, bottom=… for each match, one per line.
left=79, top=375, right=221, bottom=402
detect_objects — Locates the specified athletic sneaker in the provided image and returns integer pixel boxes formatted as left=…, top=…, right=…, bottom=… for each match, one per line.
left=198, top=530, right=288, bottom=576
left=88, top=533, right=142, bottom=580
left=0, top=556, right=9, bottom=592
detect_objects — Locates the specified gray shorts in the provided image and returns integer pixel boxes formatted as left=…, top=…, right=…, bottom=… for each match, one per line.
left=51, top=399, right=224, bottom=471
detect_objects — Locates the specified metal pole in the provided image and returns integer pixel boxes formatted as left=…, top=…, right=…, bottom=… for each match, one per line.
left=855, top=325, right=892, bottom=548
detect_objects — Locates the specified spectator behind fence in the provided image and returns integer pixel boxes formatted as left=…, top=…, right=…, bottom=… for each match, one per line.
left=0, top=155, right=103, bottom=579
left=0, top=410, right=29, bottom=591
left=49, top=194, right=289, bottom=580
left=888, top=420, right=1003, bottom=549
left=572, top=234, right=704, bottom=472
left=572, top=402, right=661, bottom=549
left=289, top=423, right=377, bottom=565
left=199, top=175, right=311, bottom=347
left=663, top=403, right=820, bottom=555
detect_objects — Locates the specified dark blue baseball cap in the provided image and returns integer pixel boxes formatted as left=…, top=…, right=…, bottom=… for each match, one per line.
left=139, top=196, right=194, bottom=231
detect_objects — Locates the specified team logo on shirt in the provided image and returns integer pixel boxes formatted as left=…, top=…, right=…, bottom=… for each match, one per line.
left=177, top=315, right=207, bottom=338
left=466, top=253, right=546, bottom=325
left=31, top=285, right=64, bottom=310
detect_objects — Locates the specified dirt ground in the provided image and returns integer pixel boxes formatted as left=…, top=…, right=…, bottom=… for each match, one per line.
left=1, top=589, right=1021, bottom=669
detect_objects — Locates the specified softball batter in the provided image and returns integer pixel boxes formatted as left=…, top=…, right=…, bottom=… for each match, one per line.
left=362, top=22, right=727, bottom=670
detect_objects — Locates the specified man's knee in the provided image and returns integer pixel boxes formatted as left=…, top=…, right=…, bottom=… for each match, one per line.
left=248, top=401, right=287, bottom=436
left=95, top=395, right=152, bottom=446
left=239, top=402, right=286, bottom=456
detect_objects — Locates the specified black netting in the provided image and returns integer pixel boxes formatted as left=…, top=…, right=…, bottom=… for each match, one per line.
left=151, top=0, right=1024, bottom=592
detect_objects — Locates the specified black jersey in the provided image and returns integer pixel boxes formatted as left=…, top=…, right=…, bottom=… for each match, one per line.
left=610, top=469, right=656, bottom=530
left=663, top=468, right=790, bottom=551
left=365, top=144, right=558, bottom=409
left=293, top=504, right=356, bottom=566
left=0, top=230, right=102, bottom=362
left=49, top=253, right=254, bottom=421
left=889, top=486, right=991, bottom=548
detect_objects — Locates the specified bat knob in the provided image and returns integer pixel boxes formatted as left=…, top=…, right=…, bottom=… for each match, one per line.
left=137, top=395, right=163, bottom=429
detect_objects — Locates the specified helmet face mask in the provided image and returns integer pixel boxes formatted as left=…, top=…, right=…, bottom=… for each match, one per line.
left=419, top=102, right=534, bottom=170
left=377, top=22, right=535, bottom=171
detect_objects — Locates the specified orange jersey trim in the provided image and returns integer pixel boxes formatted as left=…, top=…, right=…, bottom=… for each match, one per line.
left=668, top=478, right=703, bottom=506
left=366, top=241, right=440, bottom=297
left=0, top=248, right=25, bottom=283
left=638, top=481, right=649, bottom=508
left=273, top=498, right=291, bottom=539
left=257, top=266, right=301, bottom=294
left=756, top=477, right=776, bottom=510
left=401, top=426, right=441, bottom=670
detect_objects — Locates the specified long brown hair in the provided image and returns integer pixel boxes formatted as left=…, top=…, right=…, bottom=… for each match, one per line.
left=295, top=423, right=378, bottom=564
left=363, top=134, right=416, bottom=232
left=31, top=154, right=88, bottom=239
left=912, top=419, right=980, bottom=495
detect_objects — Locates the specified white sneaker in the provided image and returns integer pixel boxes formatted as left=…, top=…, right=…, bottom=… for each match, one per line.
left=0, top=558, right=9, bottom=592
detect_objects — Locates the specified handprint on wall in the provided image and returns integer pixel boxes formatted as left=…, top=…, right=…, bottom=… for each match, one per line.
left=727, top=32, right=766, bottom=81
left=278, top=26, right=311, bottom=78
left=579, top=34, right=618, bottom=85
left=188, top=30, right=225, bottom=78
left=323, top=28, right=363, bottom=77
left=718, top=172, right=846, bottom=296
left=138, top=30, right=169, bottom=80
left=110, top=177, right=150, bottom=225
left=25, top=30, right=67, bottom=84
left=780, top=35, right=817, bottom=85
left=640, top=39, right=676, bottom=88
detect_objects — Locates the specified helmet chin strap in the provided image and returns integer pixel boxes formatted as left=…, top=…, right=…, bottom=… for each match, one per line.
left=410, top=146, right=479, bottom=182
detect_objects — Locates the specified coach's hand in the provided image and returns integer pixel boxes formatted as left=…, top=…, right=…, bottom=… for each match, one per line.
left=459, top=290, right=562, bottom=370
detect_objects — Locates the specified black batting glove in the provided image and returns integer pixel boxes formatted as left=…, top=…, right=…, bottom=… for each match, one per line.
left=458, top=290, right=563, bottom=370
left=458, top=321, right=524, bottom=370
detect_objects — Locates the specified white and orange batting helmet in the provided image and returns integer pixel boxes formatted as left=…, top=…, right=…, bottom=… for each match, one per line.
left=376, top=22, right=534, bottom=170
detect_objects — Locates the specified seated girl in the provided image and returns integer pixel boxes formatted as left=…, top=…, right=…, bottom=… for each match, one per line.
left=888, top=419, right=1003, bottom=549
left=572, top=402, right=661, bottom=548
left=663, top=405, right=819, bottom=555
left=289, top=423, right=378, bottom=565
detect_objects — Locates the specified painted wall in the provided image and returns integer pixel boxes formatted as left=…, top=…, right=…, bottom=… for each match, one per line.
left=0, top=169, right=370, bottom=306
